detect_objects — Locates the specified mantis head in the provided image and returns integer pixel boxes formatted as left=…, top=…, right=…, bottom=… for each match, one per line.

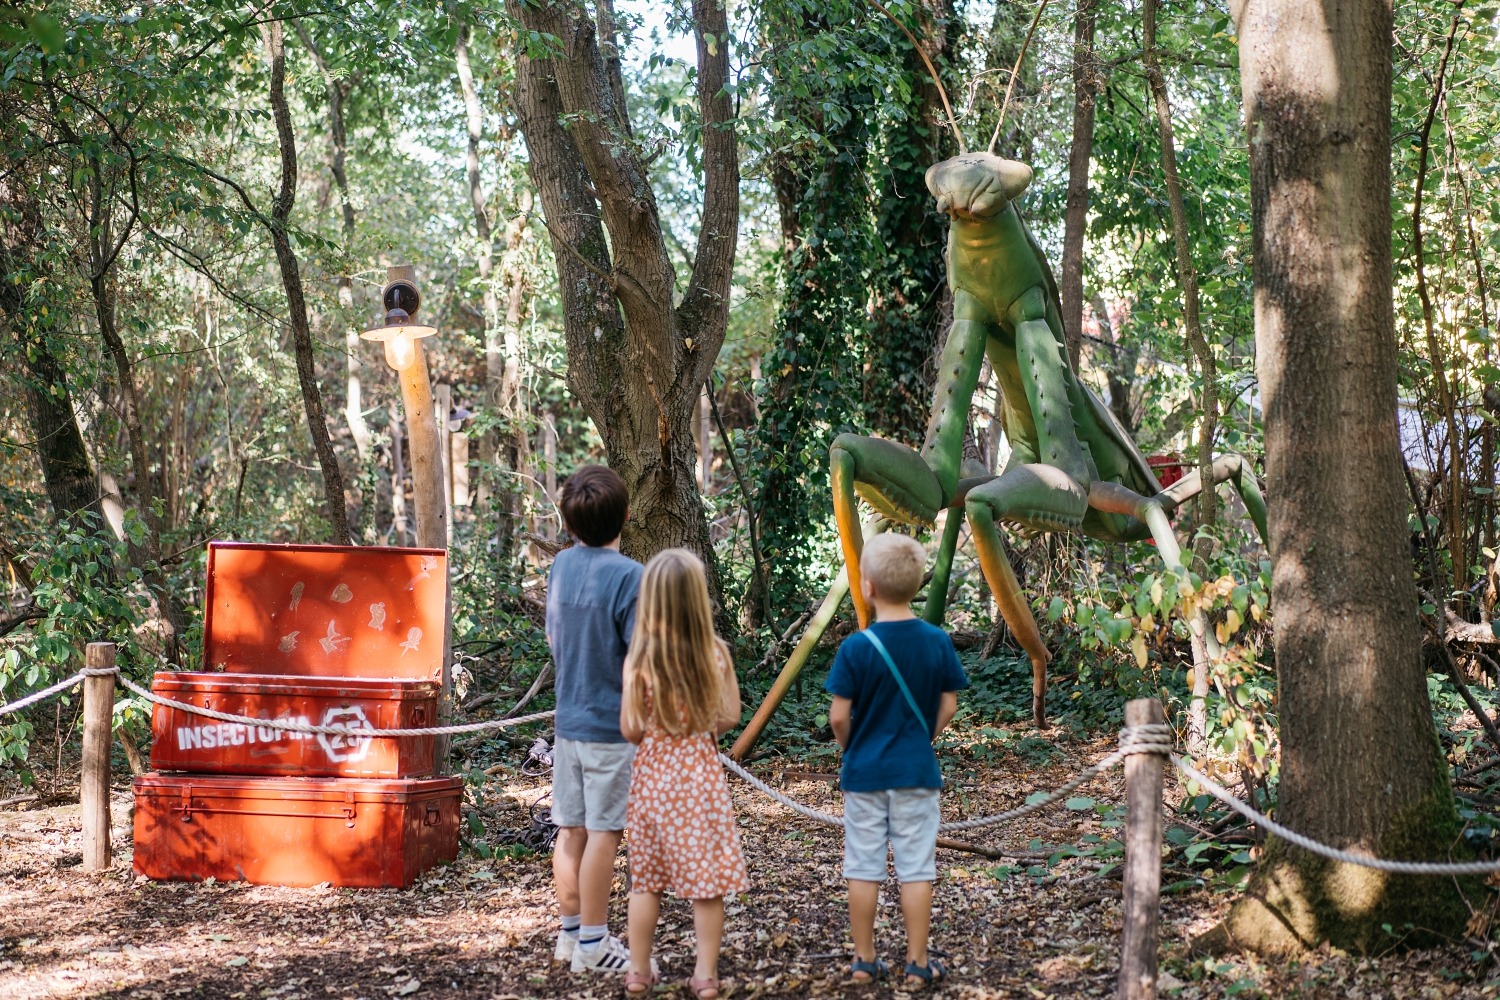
left=926, top=153, right=1033, bottom=221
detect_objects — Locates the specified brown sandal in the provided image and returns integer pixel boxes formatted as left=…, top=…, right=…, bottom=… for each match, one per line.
left=688, top=976, right=720, bottom=999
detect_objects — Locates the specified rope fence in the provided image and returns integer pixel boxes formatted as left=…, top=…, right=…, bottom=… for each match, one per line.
left=0, top=666, right=117, bottom=718
left=110, top=671, right=557, bottom=737
left=1172, top=754, right=1500, bottom=876
left=7, top=663, right=1500, bottom=877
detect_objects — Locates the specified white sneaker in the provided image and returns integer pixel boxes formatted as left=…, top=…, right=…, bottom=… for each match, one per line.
left=553, top=929, right=578, bottom=963
left=571, top=934, right=657, bottom=975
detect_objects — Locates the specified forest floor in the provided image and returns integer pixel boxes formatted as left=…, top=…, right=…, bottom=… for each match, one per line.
left=2, top=730, right=1497, bottom=1000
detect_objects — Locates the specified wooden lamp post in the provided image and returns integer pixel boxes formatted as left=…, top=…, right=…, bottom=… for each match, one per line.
left=362, top=265, right=446, bottom=548
left=362, top=265, right=453, bottom=766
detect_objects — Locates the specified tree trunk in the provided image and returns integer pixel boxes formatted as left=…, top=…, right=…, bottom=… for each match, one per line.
left=89, top=263, right=189, bottom=657
left=864, top=0, right=956, bottom=444
left=293, top=23, right=372, bottom=469
left=1143, top=0, right=1217, bottom=552
left=507, top=0, right=736, bottom=610
left=1409, top=10, right=1468, bottom=597
left=454, top=21, right=497, bottom=444
left=1091, top=291, right=1137, bottom=437
left=0, top=175, right=105, bottom=530
left=456, top=20, right=532, bottom=564
left=1222, top=0, right=1470, bottom=952
left=751, top=4, right=876, bottom=623
left=261, top=20, right=351, bottom=546
left=17, top=339, right=103, bottom=529
left=1059, top=0, right=1098, bottom=371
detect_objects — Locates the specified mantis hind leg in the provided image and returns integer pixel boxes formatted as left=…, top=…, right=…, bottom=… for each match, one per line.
left=831, top=434, right=944, bottom=628
left=1158, top=453, right=1268, bottom=548
left=964, top=466, right=1088, bottom=730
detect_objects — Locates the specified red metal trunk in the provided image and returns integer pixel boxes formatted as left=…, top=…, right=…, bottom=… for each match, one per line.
left=148, top=672, right=438, bottom=778
left=202, top=542, right=447, bottom=682
left=132, top=773, right=463, bottom=888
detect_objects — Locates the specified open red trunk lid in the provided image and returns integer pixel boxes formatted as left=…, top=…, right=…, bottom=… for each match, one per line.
left=202, top=542, right=447, bottom=682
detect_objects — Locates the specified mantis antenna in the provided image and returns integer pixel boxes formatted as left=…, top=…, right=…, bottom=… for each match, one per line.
left=988, top=0, right=1053, bottom=154
left=866, top=0, right=966, bottom=154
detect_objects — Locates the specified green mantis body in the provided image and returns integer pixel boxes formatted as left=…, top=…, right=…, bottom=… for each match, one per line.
left=830, top=153, right=1268, bottom=728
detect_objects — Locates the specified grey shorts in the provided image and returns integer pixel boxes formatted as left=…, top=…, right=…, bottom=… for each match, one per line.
left=552, top=737, right=635, bottom=831
left=843, top=787, right=940, bottom=883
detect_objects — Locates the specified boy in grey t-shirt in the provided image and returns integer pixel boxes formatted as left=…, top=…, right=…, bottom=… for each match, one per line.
left=546, top=465, right=643, bottom=975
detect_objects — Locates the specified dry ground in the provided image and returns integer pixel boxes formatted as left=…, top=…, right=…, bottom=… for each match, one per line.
left=1, top=737, right=1494, bottom=999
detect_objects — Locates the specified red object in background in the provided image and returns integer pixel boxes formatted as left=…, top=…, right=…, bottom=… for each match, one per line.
left=132, top=773, right=462, bottom=888
left=203, top=542, right=447, bottom=682
left=1147, top=454, right=1189, bottom=489
left=148, top=672, right=438, bottom=779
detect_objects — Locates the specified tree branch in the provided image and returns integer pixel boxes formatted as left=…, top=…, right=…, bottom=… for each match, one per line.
left=676, top=0, right=741, bottom=389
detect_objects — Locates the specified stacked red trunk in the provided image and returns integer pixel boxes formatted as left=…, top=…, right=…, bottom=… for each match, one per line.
left=133, top=542, right=462, bottom=888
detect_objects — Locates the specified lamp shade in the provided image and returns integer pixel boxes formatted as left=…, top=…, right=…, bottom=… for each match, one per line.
left=360, top=323, right=437, bottom=372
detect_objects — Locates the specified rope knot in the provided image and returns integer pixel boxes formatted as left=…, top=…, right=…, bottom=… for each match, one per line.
left=1117, top=722, right=1174, bottom=757
left=81, top=667, right=121, bottom=678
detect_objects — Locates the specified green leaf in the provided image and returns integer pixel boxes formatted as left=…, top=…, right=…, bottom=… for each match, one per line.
left=1065, top=796, right=1095, bottom=811
left=29, top=14, right=65, bottom=54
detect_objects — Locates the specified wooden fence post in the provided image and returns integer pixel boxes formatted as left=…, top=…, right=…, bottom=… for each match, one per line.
left=1117, top=697, right=1165, bottom=1000
left=81, top=642, right=115, bottom=872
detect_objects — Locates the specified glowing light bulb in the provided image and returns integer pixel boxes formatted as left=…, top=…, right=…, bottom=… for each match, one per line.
left=384, top=330, right=416, bottom=371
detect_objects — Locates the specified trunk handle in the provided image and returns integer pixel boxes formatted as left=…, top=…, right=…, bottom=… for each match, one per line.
left=176, top=804, right=359, bottom=823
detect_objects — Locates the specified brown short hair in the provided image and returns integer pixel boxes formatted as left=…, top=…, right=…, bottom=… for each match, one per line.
left=559, top=465, right=629, bottom=546
left=860, top=533, right=927, bottom=603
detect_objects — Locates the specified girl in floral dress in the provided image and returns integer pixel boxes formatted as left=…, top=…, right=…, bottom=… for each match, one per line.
left=619, top=549, right=749, bottom=1000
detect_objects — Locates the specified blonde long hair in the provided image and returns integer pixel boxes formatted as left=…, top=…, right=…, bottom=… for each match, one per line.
left=625, top=548, right=727, bottom=736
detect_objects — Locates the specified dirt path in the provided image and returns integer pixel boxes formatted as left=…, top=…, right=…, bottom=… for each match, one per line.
left=0, top=741, right=1491, bottom=999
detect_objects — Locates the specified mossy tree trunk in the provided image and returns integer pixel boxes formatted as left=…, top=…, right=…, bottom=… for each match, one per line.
left=1223, top=0, right=1472, bottom=954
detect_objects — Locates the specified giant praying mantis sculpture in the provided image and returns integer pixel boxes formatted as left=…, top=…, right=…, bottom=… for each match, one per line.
left=832, top=151, right=1268, bottom=730
left=728, top=149, right=1269, bottom=759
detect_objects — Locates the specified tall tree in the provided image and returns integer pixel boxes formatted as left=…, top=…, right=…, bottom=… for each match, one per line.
left=1223, top=0, right=1470, bottom=951
left=750, top=2, right=880, bottom=621
left=864, top=0, right=957, bottom=444
left=455, top=19, right=532, bottom=563
left=0, top=171, right=102, bottom=528
left=1058, top=0, right=1098, bottom=371
left=294, top=22, right=372, bottom=467
left=261, top=19, right=351, bottom=546
left=506, top=0, right=739, bottom=602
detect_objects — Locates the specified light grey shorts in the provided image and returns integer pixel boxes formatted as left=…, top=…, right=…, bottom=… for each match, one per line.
left=552, top=737, right=635, bottom=831
left=843, top=787, right=941, bottom=884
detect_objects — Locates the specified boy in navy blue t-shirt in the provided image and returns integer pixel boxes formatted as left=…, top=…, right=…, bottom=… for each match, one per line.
left=826, top=533, right=969, bottom=989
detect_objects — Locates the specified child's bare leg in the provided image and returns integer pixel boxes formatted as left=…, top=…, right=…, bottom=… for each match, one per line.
left=578, top=829, right=623, bottom=928
left=899, top=879, right=933, bottom=974
left=552, top=826, right=586, bottom=917
left=847, top=879, right=880, bottom=979
left=691, top=895, right=724, bottom=988
left=627, top=890, right=660, bottom=979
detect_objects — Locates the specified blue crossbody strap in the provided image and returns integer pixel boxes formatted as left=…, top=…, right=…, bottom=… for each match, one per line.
left=861, top=629, right=930, bottom=738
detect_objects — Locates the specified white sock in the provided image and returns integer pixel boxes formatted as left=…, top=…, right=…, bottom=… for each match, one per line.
left=578, top=923, right=608, bottom=951
left=560, top=913, right=581, bottom=935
